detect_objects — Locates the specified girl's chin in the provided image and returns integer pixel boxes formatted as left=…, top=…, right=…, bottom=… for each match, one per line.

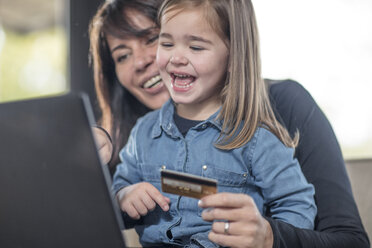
left=169, top=95, right=195, bottom=106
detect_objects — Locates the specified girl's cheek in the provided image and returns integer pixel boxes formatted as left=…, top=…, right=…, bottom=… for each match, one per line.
left=156, top=53, right=168, bottom=70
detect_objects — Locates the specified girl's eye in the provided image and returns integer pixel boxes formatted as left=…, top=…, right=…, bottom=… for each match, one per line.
left=160, top=42, right=173, bottom=48
left=190, top=46, right=204, bottom=51
left=146, top=34, right=159, bottom=45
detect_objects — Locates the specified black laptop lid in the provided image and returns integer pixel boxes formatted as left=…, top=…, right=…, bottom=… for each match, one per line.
left=0, top=93, right=125, bottom=248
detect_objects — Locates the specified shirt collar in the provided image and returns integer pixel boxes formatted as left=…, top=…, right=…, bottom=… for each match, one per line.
left=151, top=99, right=223, bottom=139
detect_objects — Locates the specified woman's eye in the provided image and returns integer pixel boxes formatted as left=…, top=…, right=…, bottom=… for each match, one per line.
left=116, top=54, right=129, bottom=63
left=146, top=34, right=159, bottom=45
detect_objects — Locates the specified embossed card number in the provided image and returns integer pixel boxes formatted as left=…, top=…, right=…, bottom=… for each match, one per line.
left=161, top=169, right=217, bottom=199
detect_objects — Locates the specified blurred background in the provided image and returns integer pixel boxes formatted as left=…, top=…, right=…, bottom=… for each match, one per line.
left=0, top=0, right=371, bottom=159
left=253, top=0, right=372, bottom=160
left=0, top=0, right=67, bottom=101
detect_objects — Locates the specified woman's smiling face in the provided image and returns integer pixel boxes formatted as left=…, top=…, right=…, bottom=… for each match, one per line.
left=106, top=10, right=169, bottom=110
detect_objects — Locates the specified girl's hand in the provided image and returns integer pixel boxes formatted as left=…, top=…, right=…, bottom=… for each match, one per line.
left=199, top=193, right=273, bottom=248
left=116, top=182, right=171, bottom=220
left=92, top=127, right=113, bottom=164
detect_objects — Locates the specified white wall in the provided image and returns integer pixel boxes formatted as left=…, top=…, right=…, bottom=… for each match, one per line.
left=253, top=0, right=372, bottom=158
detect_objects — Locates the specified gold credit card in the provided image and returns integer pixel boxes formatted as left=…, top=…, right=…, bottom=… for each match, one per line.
left=161, top=169, right=217, bottom=199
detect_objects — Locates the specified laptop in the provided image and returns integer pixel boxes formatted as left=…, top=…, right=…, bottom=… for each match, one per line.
left=0, top=93, right=126, bottom=248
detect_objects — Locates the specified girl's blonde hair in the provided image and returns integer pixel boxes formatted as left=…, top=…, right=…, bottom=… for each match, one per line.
left=159, top=0, right=298, bottom=149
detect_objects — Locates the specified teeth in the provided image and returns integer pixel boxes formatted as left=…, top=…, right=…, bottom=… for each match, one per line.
left=143, top=75, right=162, bottom=89
left=173, top=82, right=193, bottom=88
left=172, top=72, right=195, bottom=89
left=173, top=73, right=191, bottom=78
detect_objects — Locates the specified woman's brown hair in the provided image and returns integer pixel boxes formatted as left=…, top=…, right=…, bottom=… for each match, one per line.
left=89, top=0, right=163, bottom=170
left=159, top=0, right=298, bottom=149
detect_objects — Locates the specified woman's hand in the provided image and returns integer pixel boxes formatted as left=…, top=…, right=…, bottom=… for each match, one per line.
left=92, top=127, right=113, bottom=164
left=199, top=193, right=273, bottom=248
left=116, top=182, right=171, bottom=220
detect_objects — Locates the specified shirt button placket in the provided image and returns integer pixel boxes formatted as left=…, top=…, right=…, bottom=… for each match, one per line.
left=202, top=165, right=208, bottom=176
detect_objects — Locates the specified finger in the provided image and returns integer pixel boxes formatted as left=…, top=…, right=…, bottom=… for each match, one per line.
left=132, top=199, right=149, bottom=216
left=124, top=203, right=141, bottom=220
left=212, top=221, right=235, bottom=235
left=92, top=128, right=113, bottom=164
left=145, top=186, right=170, bottom=211
left=209, top=231, right=257, bottom=248
left=141, top=192, right=157, bottom=211
left=208, top=232, right=243, bottom=248
left=95, top=136, right=106, bottom=150
left=92, top=127, right=110, bottom=149
left=95, top=136, right=107, bottom=151
left=98, top=146, right=112, bottom=164
left=212, top=220, right=254, bottom=237
left=199, top=192, right=254, bottom=209
left=202, top=206, right=259, bottom=222
left=201, top=207, right=232, bottom=222
left=99, top=140, right=112, bottom=153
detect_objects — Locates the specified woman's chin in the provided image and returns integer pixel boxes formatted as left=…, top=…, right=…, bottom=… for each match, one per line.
left=141, top=91, right=170, bottom=110
left=143, top=82, right=166, bottom=95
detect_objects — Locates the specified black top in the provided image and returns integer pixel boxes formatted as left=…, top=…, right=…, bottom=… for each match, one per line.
left=173, top=112, right=202, bottom=137
left=267, top=79, right=370, bottom=247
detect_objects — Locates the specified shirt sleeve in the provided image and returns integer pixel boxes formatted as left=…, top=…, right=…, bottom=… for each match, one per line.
left=267, top=79, right=370, bottom=247
left=251, top=127, right=316, bottom=229
left=112, top=122, right=142, bottom=195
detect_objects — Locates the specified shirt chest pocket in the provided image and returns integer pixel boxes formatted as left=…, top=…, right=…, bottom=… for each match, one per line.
left=141, top=164, right=165, bottom=187
left=201, top=165, right=247, bottom=194
left=198, top=165, right=248, bottom=216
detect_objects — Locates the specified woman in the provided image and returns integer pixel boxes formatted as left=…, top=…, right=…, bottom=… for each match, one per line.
left=90, top=0, right=169, bottom=170
left=89, top=0, right=370, bottom=247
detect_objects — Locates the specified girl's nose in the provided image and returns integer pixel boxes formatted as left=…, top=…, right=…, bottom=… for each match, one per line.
left=170, top=54, right=188, bottom=65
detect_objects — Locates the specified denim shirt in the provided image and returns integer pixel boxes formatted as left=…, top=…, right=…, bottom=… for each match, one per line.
left=113, top=100, right=316, bottom=247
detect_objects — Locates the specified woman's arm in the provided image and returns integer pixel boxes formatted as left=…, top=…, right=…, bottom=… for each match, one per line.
left=267, top=79, right=370, bottom=247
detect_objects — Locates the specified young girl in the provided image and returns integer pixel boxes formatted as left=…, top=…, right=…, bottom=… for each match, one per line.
left=113, top=0, right=316, bottom=247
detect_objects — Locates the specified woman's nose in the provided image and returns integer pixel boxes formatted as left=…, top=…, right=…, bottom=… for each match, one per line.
left=133, top=48, right=154, bottom=71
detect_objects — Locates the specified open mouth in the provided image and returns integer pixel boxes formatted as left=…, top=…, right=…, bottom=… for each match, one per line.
left=143, top=75, right=162, bottom=89
left=171, top=73, right=196, bottom=89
